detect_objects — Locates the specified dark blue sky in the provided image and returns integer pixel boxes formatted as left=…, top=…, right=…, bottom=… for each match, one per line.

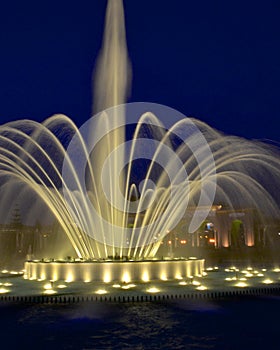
left=0, top=0, right=279, bottom=141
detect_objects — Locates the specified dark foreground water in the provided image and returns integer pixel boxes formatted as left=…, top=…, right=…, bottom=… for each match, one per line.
left=0, top=297, right=279, bottom=350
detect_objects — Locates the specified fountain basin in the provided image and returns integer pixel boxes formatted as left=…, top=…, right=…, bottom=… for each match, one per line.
left=24, top=258, right=205, bottom=283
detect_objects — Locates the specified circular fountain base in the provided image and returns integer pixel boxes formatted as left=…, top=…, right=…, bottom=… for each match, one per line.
left=24, top=258, right=205, bottom=283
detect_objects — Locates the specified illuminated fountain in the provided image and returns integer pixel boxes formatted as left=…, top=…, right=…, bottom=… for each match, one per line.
left=0, top=0, right=279, bottom=284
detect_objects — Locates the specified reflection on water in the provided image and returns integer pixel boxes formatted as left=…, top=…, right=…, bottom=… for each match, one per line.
left=0, top=298, right=279, bottom=349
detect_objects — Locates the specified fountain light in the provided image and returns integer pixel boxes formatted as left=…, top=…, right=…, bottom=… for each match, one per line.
left=235, top=282, right=248, bottom=288
left=192, top=280, right=201, bottom=286
left=43, top=283, right=53, bottom=290
left=43, top=289, right=57, bottom=295
left=113, top=284, right=121, bottom=288
left=0, top=288, right=10, bottom=294
left=57, top=284, right=67, bottom=289
left=147, top=287, right=160, bottom=293
left=95, top=289, right=107, bottom=295
left=245, top=273, right=253, bottom=278
left=196, top=285, right=207, bottom=291
left=263, top=279, right=273, bottom=284
left=179, top=281, right=187, bottom=286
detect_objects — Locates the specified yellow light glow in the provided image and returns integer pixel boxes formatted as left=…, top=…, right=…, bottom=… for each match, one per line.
left=103, top=272, right=111, bottom=283
left=179, top=281, right=187, bottom=286
left=3, top=283, right=12, bottom=287
left=1, top=270, right=8, bottom=273
left=0, top=288, right=9, bottom=294
left=95, top=289, right=107, bottom=295
left=235, top=282, right=248, bottom=288
left=273, top=268, right=280, bottom=272
left=239, top=278, right=247, bottom=281
left=57, top=284, right=67, bottom=289
left=257, top=273, right=264, bottom=277
left=196, top=285, right=207, bottom=291
left=175, top=274, right=183, bottom=280
left=192, top=280, right=201, bottom=286
left=122, top=272, right=131, bottom=283
left=263, top=279, right=273, bottom=284
left=43, top=283, right=52, bottom=290
left=121, top=283, right=136, bottom=290
left=65, top=273, right=74, bottom=283
left=43, top=289, right=57, bottom=295
left=113, top=284, right=121, bottom=288
left=206, top=267, right=213, bottom=271
left=147, top=287, right=160, bottom=293
left=142, top=271, right=150, bottom=282
left=160, top=273, right=168, bottom=281
left=121, top=285, right=130, bottom=290
left=245, top=273, right=253, bottom=278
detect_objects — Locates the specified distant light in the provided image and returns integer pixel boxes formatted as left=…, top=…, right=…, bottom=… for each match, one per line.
left=1, top=270, right=8, bottom=274
left=206, top=267, right=214, bottom=271
left=3, top=283, right=12, bottom=287
left=0, top=288, right=9, bottom=294
left=209, top=238, right=215, bottom=244
left=43, top=289, right=57, bottom=295
left=196, top=285, right=207, bottom=291
left=121, top=285, right=130, bottom=290
left=43, top=283, right=52, bottom=290
left=273, top=268, right=280, bottom=272
left=121, top=284, right=136, bottom=290
left=147, top=287, right=160, bottom=293
left=257, top=273, right=264, bottom=277
left=175, top=274, right=183, bottom=280
left=180, top=240, right=187, bottom=244
left=235, top=282, right=248, bottom=288
left=122, top=272, right=131, bottom=283
left=245, top=273, right=253, bottom=278
left=263, top=279, right=273, bottom=284
left=57, top=284, right=67, bottom=289
left=113, top=284, right=121, bottom=288
left=179, top=281, right=187, bottom=286
left=192, top=280, right=201, bottom=286
left=142, top=271, right=150, bottom=282
left=95, top=289, right=107, bottom=295
left=239, top=278, right=247, bottom=281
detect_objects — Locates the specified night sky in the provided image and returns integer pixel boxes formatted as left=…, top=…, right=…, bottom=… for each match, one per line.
left=0, top=0, right=279, bottom=142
